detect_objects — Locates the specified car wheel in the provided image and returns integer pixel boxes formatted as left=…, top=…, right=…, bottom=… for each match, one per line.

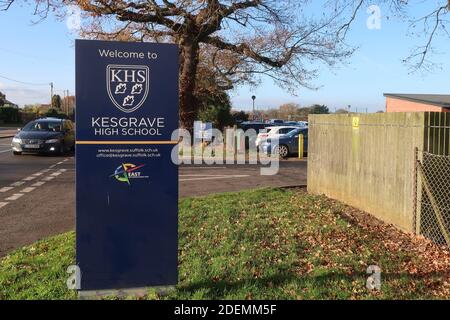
left=13, top=151, right=22, bottom=156
left=273, top=144, right=289, bottom=158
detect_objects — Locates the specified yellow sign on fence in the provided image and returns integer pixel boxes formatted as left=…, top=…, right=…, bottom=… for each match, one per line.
left=352, top=117, right=360, bottom=129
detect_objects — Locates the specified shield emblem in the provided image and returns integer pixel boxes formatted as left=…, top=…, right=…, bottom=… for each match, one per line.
left=106, top=65, right=150, bottom=113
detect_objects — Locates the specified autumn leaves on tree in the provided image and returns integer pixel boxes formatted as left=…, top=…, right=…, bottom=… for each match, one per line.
left=2, top=0, right=449, bottom=129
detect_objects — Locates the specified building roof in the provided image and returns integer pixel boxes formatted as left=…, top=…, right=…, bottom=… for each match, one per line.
left=0, top=100, right=18, bottom=108
left=384, top=93, right=450, bottom=109
left=0, top=91, right=17, bottom=107
left=4, top=99, right=17, bottom=106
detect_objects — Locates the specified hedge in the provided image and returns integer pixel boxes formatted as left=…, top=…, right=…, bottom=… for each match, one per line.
left=0, top=107, right=20, bottom=123
left=45, top=108, right=67, bottom=119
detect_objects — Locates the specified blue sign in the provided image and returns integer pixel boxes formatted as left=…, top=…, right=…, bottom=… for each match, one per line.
left=75, top=39, right=179, bottom=291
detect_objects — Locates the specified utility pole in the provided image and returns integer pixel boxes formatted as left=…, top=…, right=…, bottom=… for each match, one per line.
left=50, top=82, right=54, bottom=107
left=62, top=89, right=67, bottom=115
left=66, top=90, right=70, bottom=116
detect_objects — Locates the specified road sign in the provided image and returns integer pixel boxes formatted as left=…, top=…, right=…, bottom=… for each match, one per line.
left=75, top=39, right=179, bottom=291
left=352, top=116, right=360, bottom=129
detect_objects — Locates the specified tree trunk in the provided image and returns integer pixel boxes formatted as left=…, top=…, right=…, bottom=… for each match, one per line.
left=179, top=39, right=200, bottom=130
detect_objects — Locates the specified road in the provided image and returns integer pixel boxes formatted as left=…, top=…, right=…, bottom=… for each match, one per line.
left=0, top=137, right=75, bottom=257
left=0, top=136, right=307, bottom=257
left=179, top=161, right=306, bottom=197
left=0, top=127, right=19, bottom=139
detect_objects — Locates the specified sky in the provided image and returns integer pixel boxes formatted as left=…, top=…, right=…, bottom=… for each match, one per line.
left=0, top=1, right=449, bottom=113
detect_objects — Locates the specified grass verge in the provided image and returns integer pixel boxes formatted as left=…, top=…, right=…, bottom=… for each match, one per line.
left=1, top=188, right=449, bottom=299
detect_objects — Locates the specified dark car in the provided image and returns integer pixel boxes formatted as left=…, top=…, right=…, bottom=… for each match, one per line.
left=238, top=121, right=272, bottom=132
left=11, top=118, right=75, bottom=155
left=260, top=127, right=308, bottom=158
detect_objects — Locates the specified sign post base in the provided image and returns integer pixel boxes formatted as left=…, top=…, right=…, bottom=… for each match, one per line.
left=78, top=286, right=176, bottom=300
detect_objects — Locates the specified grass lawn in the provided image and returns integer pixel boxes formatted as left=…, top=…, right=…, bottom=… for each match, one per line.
left=1, top=188, right=450, bottom=300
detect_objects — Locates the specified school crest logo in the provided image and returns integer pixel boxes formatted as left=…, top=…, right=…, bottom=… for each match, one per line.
left=106, top=65, right=150, bottom=113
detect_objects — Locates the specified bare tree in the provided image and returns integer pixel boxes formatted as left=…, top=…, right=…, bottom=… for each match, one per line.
left=337, top=0, right=450, bottom=71
left=1, top=0, right=359, bottom=129
left=404, top=2, right=450, bottom=71
left=2, top=0, right=449, bottom=128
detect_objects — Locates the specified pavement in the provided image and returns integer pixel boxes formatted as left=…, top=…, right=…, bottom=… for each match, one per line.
left=0, top=136, right=307, bottom=257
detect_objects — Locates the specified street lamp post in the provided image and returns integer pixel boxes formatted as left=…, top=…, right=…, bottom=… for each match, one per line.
left=252, top=95, right=256, bottom=120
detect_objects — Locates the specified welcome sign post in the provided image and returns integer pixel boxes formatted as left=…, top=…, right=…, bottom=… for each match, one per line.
left=75, top=39, right=178, bottom=294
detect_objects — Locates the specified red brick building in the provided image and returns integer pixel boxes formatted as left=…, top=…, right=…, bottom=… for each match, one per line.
left=384, top=93, right=450, bottom=113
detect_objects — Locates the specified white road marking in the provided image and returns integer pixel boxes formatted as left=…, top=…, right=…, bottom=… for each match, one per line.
left=57, top=161, right=64, bottom=165
left=0, top=187, right=14, bottom=193
left=20, top=187, right=36, bottom=193
left=41, top=169, right=51, bottom=173
left=43, top=176, right=55, bottom=181
left=0, top=149, right=12, bottom=154
left=10, top=181, right=25, bottom=187
left=32, top=172, right=43, bottom=177
left=31, top=181, right=46, bottom=187
left=0, top=202, right=8, bottom=209
left=179, top=175, right=250, bottom=182
left=181, top=166, right=227, bottom=169
left=23, top=176, right=36, bottom=181
left=59, top=169, right=67, bottom=172
left=51, top=172, right=62, bottom=177
left=180, top=174, right=237, bottom=177
left=49, top=165, right=56, bottom=168
left=5, top=193, right=24, bottom=201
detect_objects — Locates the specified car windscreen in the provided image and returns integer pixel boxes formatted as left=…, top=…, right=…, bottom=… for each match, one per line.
left=279, top=128, right=296, bottom=134
left=22, top=121, right=63, bottom=132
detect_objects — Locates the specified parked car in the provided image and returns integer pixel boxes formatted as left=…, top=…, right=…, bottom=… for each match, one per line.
left=268, top=119, right=285, bottom=125
left=283, top=121, right=301, bottom=126
left=260, top=127, right=308, bottom=158
left=11, top=118, right=75, bottom=155
left=239, top=121, right=267, bottom=131
left=255, top=126, right=301, bottom=149
left=279, top=121, right=308, bottom=127
left=238, top=121, right=272, bottom=149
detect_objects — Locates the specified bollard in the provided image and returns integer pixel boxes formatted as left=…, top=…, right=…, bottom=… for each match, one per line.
left=298, top=134, right=304, bottom=159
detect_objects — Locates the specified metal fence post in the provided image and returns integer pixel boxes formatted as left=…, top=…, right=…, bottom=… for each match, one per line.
left=413, top=148, right=424, bottom=236
left=413, top=147, right=419, bottom=234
